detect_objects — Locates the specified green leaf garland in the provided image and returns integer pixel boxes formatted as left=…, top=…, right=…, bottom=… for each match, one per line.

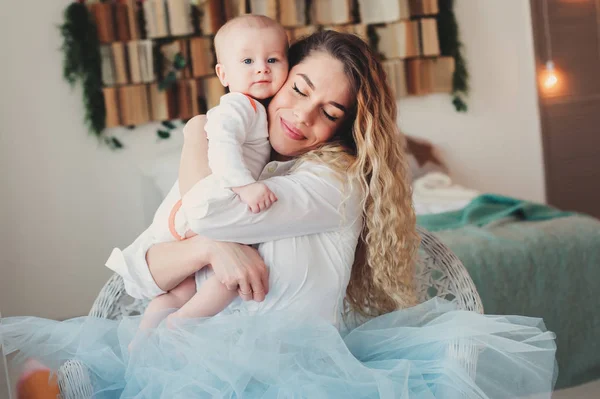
left=437, top=0, right=470, bottom=112
left=60, top=3, right=108, bottom=139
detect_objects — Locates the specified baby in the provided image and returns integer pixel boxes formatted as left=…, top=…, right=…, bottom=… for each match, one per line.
left=107, top=15, right=289, bottom=331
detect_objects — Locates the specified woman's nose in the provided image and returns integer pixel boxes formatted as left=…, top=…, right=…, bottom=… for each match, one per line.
left=294, top=104, right=314, bottom=126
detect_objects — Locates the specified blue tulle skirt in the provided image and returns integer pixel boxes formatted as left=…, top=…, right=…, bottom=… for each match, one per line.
left=1, top=299, right=557, bottom=398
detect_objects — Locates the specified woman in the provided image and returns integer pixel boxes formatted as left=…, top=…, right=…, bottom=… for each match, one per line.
left=1, top=31, right=556, bottom=398
left=115, top=30, right=418, bottom=328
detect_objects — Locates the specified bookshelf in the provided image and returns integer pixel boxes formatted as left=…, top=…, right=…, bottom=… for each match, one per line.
left=87, top=0, right=453, bottom=130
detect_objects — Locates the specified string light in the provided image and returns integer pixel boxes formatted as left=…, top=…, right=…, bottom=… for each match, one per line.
left=541, top=0, right=559, bottom=90
left=543, top=61, right=558, bottom=89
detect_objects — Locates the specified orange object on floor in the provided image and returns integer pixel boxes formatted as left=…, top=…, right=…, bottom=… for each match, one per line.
left=16, top=359, right=60, bottom=399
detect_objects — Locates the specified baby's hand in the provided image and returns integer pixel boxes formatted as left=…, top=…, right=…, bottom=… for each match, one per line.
left=232, top=182, right=277, bottom=213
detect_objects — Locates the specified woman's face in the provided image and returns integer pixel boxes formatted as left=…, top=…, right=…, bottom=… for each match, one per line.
left=267, top=51, right=354, bottom=158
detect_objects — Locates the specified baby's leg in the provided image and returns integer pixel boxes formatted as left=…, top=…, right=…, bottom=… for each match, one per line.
left=137, top=276, right=197, bottom=331
left=168, top=276, right=238, bottom=321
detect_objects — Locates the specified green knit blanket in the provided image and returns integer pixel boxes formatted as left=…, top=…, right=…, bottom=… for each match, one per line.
left=417, top=195, right=600, bottom=388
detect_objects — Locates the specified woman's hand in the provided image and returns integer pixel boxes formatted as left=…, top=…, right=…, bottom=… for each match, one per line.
left=197, top=236, right=269, bottom=302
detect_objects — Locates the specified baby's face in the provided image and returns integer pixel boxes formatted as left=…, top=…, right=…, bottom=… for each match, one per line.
left=217, top=26, right=288, bottom=100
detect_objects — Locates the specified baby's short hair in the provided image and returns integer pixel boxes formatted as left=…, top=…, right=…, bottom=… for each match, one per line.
left=214, top=14, right=288, bottom=63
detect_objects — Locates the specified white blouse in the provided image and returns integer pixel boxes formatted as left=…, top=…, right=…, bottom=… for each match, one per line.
left=107, top=159, right=363, bottom=328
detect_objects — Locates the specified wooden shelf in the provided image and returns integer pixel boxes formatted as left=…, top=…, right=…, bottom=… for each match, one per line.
left=89, top=0, right=450, bottom=128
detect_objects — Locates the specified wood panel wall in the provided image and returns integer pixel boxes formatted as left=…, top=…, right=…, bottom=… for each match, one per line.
left=530, top=0, right=600, bottom=218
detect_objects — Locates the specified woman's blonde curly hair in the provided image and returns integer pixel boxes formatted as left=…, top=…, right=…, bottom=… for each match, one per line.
left=289, top=31, right=421, bottom=317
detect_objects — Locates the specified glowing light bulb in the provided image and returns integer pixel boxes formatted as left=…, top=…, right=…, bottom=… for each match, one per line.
left=543, top=61, right=558, bottom=89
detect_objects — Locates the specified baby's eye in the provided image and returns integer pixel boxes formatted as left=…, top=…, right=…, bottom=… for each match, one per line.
left=243, top=59, right=253, bottom=65
left=267, top=58, right=278, bottom=64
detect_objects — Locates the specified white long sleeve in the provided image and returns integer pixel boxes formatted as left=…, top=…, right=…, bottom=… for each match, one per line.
left=205, top=92, right=268, bottom=188
left=184, top=160, right=363, bottom=245
left=106, top=159, right=363, bottom=312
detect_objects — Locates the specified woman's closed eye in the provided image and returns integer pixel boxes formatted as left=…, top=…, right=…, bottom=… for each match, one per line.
left=293, top=83, right=339, bottom=122
left=322, top=110, right=337, bottom=122
left=292, top=83, right=306, bottom=97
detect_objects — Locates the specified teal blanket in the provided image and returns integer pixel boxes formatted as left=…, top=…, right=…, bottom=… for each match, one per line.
left=417, top=195, right=600, bottom=389
left=417, top=193, right=573, bottom=231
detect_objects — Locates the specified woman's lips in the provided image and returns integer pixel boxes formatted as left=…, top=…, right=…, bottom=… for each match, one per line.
left=280, top=117, right=304, bottom=141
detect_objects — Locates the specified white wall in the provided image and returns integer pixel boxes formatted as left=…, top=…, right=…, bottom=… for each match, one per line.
left=0, top=0, right=183, bottom=319
left=399, top=0, right=546, bottom=203
left=0, top=0, right=545, bottom=319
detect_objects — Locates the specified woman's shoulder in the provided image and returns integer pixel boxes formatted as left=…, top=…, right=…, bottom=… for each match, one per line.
left=288, top=160, right=364, bottom=208
left=289, top=159, right=345, bottom=181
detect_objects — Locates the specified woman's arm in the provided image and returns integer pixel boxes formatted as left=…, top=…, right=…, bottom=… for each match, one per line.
left=179, top=116, right=211, bottom=197
left=146, top=234, right=269, bottom=302
left=183, top=163, right=362, bottom=245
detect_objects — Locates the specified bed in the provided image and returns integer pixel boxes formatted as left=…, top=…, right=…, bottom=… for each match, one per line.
left=411, top=170, right=600, bottom=390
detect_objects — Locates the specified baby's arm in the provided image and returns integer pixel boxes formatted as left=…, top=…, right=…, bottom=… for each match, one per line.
left=181, top=93, right=277, bottom=212
left=207, top=93, right=257, bottom=185
left=232, top=182, right=278, bottom=213
left=180, top=118, right=278, bottom=213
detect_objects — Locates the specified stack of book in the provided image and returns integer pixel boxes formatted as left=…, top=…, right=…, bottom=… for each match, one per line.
left=279, top=0, right=306, bottom=28
left=111, top=42, right=129, bottom=85
left=358, top=0, right=410, bottom=24
left=168, top=0, right=195, bottom=36
left=89, top=2, right=115, bottom=43
left=149, top=83, right=178, bottom=121
left=419, top=18, right=440, bottom=56
left=124, top=0, right=143, bottom=40
left=286, top=25, right=318, bottom=44
left=375, top=21, right=420, bottom=59
left=382, top=59, right=407, bottom=99
left=409, top=0, right=439, bottom=17
left=143, top=0, right=168, bottom=38
left=101, top=40, right=155, bottom=86
left=143, top=0, right=193, bottom=38
left=176, top=79, right=201, bottom=119
left=190, top=37, right=215, bottom=77
left=223, top=0, right=248, bottom=20
left=130, top=41, right=156, bottom=84
left=195, top=0, right=225, bottom=35
left=103, top=87, right=121, bottom=128
left=312, top=0, right=354, bottom=25
left=406, top=56, right=454, bottom=95
left=100, top=45, right=115, bottom=86
left=430, top=56, right=455, bottom=93
left=324, top=25, right=368, bottom=42
left=248, top=0, right=278, bottom=19
left=119, top=85, right=152, bottom=125
left=102, top=75, right=228, bottom=125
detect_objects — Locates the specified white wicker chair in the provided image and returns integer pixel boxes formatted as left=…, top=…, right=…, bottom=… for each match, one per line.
left=56, top=226, right=483, bottom=398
